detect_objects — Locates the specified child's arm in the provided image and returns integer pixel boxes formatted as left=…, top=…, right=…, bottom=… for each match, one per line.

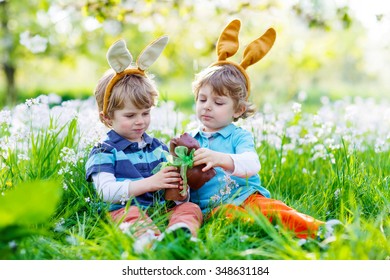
left=229, top=151, right=260, bottom=177
left=130, top=166, right=182, bottom=195
left=92, top=172, right=131, bottom=203
left=92, top=166, right=182, bottom=202
left=193, top=148, right=235, bottom=172
left=193, top=148, right=260, bottom=177
left=193, top=128, right=261, bottom=177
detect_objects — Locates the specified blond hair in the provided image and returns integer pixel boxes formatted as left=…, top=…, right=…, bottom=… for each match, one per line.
left=192, top=64, right=256, bottom=121
left=94, top=69, right=158, bottom=125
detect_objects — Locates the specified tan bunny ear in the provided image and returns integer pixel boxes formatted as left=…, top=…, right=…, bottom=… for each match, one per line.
left=137, top=36, right=169, bottom=70
left=216, top=19, right=241, bottom=61
left=106, top=39, right=133, bottom=73
left=240, top=28, right=276, bottom=70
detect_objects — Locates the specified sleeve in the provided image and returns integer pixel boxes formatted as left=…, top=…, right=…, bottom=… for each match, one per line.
left=92, top=172, right=131, bottom=204
left=230, top=151, right=260, bottom=177
left=85, top=147, right=116, bottom=182
left=229, top=128, right=261, bottom=177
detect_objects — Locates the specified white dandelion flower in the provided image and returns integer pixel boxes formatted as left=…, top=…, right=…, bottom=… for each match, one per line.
left=210, top=194, right=220, bottom=202
left=334, top=188, right=341, bottom=199
left=292, top=102, right=302, bottom=114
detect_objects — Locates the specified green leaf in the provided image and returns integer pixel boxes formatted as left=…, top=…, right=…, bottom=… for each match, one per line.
left=0, top=180, right=62, bottom=228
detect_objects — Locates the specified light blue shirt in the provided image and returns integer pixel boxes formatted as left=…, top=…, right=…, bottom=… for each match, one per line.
left=189, top=123, right=271, bottom=214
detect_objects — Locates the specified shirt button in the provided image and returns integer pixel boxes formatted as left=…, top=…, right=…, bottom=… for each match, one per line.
left=139, top=154, right=143, bottom=159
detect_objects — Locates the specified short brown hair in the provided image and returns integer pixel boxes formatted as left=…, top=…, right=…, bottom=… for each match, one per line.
left=94, top=69, right=158, bottom=124
left=192, top=64, right=256, bottom=121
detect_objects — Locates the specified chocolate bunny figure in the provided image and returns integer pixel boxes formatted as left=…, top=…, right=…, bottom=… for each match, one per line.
left=164, top=133, right=216, bottom=200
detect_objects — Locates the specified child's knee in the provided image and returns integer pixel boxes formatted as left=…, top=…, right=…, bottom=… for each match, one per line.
left=185, top=202, right=203, bottom=220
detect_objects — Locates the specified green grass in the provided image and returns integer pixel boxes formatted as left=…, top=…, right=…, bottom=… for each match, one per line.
left=0, top=106, right=389, bottom=260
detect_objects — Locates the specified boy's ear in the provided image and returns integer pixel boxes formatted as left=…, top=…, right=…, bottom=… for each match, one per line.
left=233, top=105, right=246, bottom=119
left=100, top=111, right=112, bottom=126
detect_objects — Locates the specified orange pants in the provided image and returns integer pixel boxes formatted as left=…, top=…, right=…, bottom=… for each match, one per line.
left=212, top=193, right=324, bottom=238
left=110, top=202, right=203, bottom=237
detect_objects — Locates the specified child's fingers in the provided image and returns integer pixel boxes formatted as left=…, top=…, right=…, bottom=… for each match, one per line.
left=166, top=171, right=181, bottom=177
left=202, top=162, right=213, bottom=172
left=177, top=181, right=184, bottom=189
left=163, top=184, right=181, bottom=189
left=166, top=176, right=181, bottom=183
left=193, top=156, right=207, bottom=166
left=163, top=166, right=180, bottom=173
left=194, top=149, right=204, bottom=156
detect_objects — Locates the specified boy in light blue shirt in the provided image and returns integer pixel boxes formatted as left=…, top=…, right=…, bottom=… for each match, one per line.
left=190, top=123, right=270, bottom=212
left=189, top=19, right=329, bottom=239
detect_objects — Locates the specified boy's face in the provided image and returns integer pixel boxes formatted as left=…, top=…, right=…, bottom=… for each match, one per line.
left=106, top=101, right=151, bottom=142
left=196, top=84, right=243, bottom=132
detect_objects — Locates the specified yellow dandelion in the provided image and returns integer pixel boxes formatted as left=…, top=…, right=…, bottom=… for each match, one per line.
left=5, top=181, right=12, bottom=187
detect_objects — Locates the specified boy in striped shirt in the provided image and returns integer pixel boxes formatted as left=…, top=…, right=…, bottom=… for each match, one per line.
left=86, top=37, right=202, bottom=253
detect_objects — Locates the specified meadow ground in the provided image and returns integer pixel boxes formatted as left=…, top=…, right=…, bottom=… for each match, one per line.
left=0, top=95, right=389, bottom=260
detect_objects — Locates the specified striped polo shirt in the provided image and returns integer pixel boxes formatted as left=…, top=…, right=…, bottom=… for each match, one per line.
left=85, top=130, right=168, bottom=210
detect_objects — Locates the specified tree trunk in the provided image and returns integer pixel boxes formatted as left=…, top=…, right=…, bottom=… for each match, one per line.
left=1, top=0, right=17, bottom=107
left=3, top=63, right=16, bottom=105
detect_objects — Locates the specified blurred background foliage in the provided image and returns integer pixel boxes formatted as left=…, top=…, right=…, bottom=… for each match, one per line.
left=0, top=0, right=389, bottom=111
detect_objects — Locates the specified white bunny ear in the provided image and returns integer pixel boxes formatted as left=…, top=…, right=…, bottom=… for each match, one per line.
left=106, top=39, right=133, bottom=73
left=137, top=36, right=169, bottom=70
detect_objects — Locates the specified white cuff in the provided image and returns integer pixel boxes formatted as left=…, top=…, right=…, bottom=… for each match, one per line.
left=92, top=172, right=131, bottom=204
left=229, top=151, right=261, bottom=177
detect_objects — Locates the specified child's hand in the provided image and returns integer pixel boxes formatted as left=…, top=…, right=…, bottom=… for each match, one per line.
left=193, top=148, right=234, bottom=172
left=148, top=166, right=182, bottom=192
left=176, top=185, right=189, bottom=200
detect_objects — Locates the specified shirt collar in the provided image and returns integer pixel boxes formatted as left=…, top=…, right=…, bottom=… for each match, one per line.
left=107, top=130, right=153, bottom=151
left=193, top=123, right=237, bottom=139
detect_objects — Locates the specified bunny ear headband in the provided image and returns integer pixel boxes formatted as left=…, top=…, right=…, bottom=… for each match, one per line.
left=211, top=19, right=276, bottom=98
left=102, top=36, right=169, bottom=116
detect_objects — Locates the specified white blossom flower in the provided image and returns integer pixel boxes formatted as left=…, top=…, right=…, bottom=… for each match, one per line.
left=65, top=235, right=78, bottom=245
left=119, top=222, right=131, bottom=233
left=20, top=31, right=48, bottom=53
left=334, top=188, right=341, bottom=199
left=292, top=102, right=302, bottom=114
left=54, top=218, right=66, bottom=232
left=240, top=234, right=249, bottom=242
left=297, top=91, right=307, bottom=102
left=59, top=147, right=79, bottom=165
left=17, top=153, right=30, bottom=162
left=38, top=93, right=62, bottom=105
left=0, top=109, right=12, bottom=126
left=220, top=185, right=232, bottom=196
left=25, top=98, right=40, bottom=107
left=120, top=193, right=129, bottom=205
left=121, top=251, right=129, bottom=259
